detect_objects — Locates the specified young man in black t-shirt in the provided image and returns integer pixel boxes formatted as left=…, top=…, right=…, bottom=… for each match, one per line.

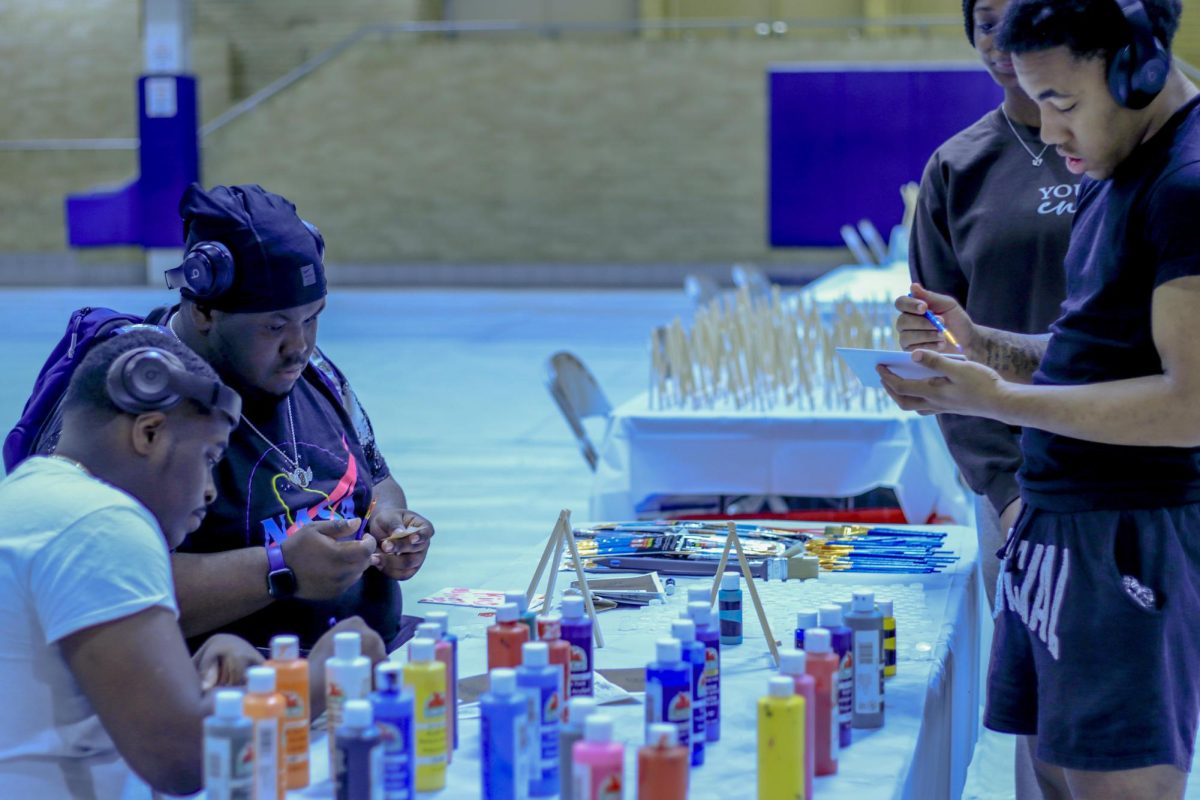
left=881, top=0, right=1200, bottom=796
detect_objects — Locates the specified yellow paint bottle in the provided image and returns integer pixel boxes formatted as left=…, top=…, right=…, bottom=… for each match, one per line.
left=403, top=637, right=448, bottom=792
left=758, top=676, right=806, bottom=800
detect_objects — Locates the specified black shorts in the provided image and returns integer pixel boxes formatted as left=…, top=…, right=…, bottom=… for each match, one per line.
left=984, top=502, right=1200, bottom=772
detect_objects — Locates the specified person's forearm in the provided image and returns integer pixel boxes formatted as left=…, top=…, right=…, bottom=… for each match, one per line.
left=970, top=327, right=1050, bottom=384
left=995, top=373, right=1200, bottom=447
left=373, top=475, right=408, bottom=511
left=172, top=549, right=273, bottom=638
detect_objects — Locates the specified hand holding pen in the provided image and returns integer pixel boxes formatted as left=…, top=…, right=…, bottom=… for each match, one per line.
left=896, top=284, right=970, bottom=355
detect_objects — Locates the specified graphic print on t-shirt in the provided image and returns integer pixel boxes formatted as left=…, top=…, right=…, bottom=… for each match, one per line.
left=1037, top=183, right=1079, bottom=216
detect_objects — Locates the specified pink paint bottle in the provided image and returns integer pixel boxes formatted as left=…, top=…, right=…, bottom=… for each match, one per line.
left=779, top=650, right=816, bottom=800
left=572, top=715, right=625, bottom=800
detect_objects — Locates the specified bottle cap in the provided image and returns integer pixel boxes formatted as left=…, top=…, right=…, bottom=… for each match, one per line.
left=409, top=637, right=436, bottom=663
left=247, top=666, right=276, bottom=694
left=646, top=722, right=677, bottom=747
left=584, top=715, right=613, bottom=742
left=795, top=609, right=819, bottom=629
left=504, top=591, right=529, bottom=613
left=333, top=631, right=362, bottom=660
left=416, top=622, right=442, bottom=641
left=536, top=613, right=562, bottom=640
left=878, top=600, right=894, bottom=617
left=425, top=610, right=450, bottom=635
left=489, top=668, right=517, bottom=696
left=818, top=605, right=843, bottom=627
left=561, top=595, right=584, bottom=619
left=721, top=572, right=740, bottom=591
left=768, top=676, right=795, bottom=698
left=686, top=601, right=713, bottom=626
left=687, top=587, right=711, bottom=605
left=214, top=689, right=245, bottom=719
left=565, top=697, right=598, bottom=730
left=837, top=599, right=852, bottom=615
left=852, top=591, right=876, bottom=613
left=805, top=628, right=832, bottom=653
left=375, top=661, right=403, bottom=692
left=656, top=638, right=682, bottom=664
left=522, top=641, right=549, bottom=666
left=344, top=699, right=373, bottom=728
left=670, top=619, right=696, bottom=643
left=779, top=650, right=807, bottom=675
left=269, top=634, right=299, bottom=661
left=497, top=602, right=520, bottom=623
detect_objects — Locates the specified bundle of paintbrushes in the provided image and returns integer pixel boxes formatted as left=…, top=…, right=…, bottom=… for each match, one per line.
left=648, top=284, right=897, bottom=413
left=807, top=526, right=959, bottom=574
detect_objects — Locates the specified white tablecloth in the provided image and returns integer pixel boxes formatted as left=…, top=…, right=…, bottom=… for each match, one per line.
left=269, top=523, right=980, bottom=800
left=589, top=395, right=970, bottom=525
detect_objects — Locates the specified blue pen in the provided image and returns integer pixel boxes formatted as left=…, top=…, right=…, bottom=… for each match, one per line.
left=909, top=293, right=963, bottom=352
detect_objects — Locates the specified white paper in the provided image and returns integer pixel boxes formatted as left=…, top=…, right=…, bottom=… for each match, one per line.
left=836, top=347, right=966, bottom=389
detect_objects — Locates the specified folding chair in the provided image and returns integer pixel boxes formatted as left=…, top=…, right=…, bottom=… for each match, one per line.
left=545, top=351, right=612, bottom=471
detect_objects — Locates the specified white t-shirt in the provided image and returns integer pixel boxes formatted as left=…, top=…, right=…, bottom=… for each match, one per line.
left=0, top=457, right=178, bottom=800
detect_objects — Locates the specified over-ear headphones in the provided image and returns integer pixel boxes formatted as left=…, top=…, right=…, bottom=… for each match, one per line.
left=163, top=220, right=326, bottom=303
left=1109, top=0, right=1170, bottom=109
left=106, top=346, right=242, bottom=422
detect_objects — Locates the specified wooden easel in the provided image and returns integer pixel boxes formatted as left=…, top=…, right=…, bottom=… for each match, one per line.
left=525, top=509, right=605, bottom=648
left=708, top=521, right=780, bottom=666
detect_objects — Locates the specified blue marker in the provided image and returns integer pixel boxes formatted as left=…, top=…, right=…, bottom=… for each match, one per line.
left=645, top=638, right=691, bottom=752
left=909, top=293, right=963, bottom=352
left=370, top=663, right=416, bottom=800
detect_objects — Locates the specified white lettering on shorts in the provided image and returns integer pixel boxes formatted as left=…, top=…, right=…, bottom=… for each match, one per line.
left=996, top=542, right=1071, bottom=660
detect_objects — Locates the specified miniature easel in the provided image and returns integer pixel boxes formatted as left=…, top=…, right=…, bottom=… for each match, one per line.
left=526, top=509, right=605, bottom=648
left=708, top=521, right=780, bottom=666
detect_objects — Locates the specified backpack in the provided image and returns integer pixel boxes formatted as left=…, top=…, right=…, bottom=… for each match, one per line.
left=2, top=306, right=168, bottom=472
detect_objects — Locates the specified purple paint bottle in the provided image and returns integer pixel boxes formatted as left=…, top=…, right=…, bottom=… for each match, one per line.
left=819, top=605, right=853, bottom=748
left=686, top=600, right=721, bottom=742
left=645, top=638, right=691, bottom=753
left=560, top=596, right=594, bottom=698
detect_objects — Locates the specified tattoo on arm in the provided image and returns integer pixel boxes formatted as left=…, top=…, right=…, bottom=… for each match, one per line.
left=980, top=329, right=1050, bottom=383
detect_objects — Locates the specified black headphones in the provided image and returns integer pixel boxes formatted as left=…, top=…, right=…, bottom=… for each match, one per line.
left=163, top=220, right=326, bottom=303
left=106, top=345, right=242, bottom=422
left=1109, top=0, right=1170, bottom=109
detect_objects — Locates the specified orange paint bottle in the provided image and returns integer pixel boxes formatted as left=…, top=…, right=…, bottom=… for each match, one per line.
left=243, top=666, right=286, bottom=800
left=804, top=628, right=840, bottom=776
left=487, top=602, right=530, bottom=670
left=637, top=723, right=688, bottom=800
left=537, top=613, right=572, bottom=720
left=265, top=635, right=310, bottom=789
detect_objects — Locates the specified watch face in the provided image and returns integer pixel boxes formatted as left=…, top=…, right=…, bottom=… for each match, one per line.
left=268, top=568, right=298, bottom=599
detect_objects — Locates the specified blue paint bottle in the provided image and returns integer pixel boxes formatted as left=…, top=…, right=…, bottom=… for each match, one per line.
left=425, top=611, right=459, bottom=751
left=686, top=600, right=721, bottom=743
left=645, top=638, right=691, bottom=752
left=370, top=662, right=415, bottom=800
left=560, top=596, right=594, bottom=698
left=335, top=700, right=383, bottom=800
left=515, top=642, right=560, bottom=797
left=718, top=572, right=743, bottom=645
left=481, top=668, right=531, bottom=800
left=670, top=619, right=706, bottom=766
left=794, top=609, right=819, bottom=650
left=818, top=605, right=853, bottom=749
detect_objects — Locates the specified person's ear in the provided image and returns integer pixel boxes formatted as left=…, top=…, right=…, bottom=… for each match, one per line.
left=187, top=302, right=217, bottom=335
left=129, top=412, right=169, bottom=456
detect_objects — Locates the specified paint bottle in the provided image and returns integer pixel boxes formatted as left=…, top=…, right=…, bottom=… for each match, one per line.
left=817, top=605, right=853, bottom=749
left=571, top=716, right=624, bottom=800
left=516, top=642, right=561, bottom=797
left=326, top=632, right=372, bottom=766
left=558, top=697, right=597, bottom=800
left=404, top=637, right=448, bottom=792
left=371, top=662, right=416, bottom=800
left=686, top=600, right=721, bottom=743
left=537, top=613, right=573, bottom=720
left=243, top=666, right=286, bottom=800
left=804, top=628, right=839, bottom=776
left=879, top=600, right=897, bottom=678
left=335, top=699, right=383, bottom=800
left=794, top=609, right=819, bottom=650
left=645, top=637, right=691, bottom=752
left=686, top=586, right=713, bottom=608
left=718, top=572, right=743, bottom=645
left=423, top=612, right=461, bottom=752
left=757, top=676, right=806, bottom=800
left=265, top=634, right=310, bottom=790
left=560, top=596, right=594, bottom=698
left=637, top=723, right=688, bottom=800
left=489, top=602, right=531, bottom=670
left=669, top=619, right=706, bottom=766
left=424, top=611, right=460, bottom=749
left=203, top=689, right=253, bottom=800
left=505, top=590, right=539, bottom=640
left=413, top=622, right=455, bottom=764
left=844, top=590, right=885, bottom=729
left=481, top=667, right=531, bottom=800
left=779, top=651, right=816, bottom=800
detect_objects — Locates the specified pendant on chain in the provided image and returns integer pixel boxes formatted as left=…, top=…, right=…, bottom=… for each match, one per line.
left=289, top=466, right=313, bottom=488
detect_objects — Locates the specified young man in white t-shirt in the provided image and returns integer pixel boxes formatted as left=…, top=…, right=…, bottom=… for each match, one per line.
left=0, top=328, right=385, bottom=798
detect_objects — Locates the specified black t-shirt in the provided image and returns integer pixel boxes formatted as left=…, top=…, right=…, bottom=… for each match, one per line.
left=177, top=343, right=398, bottom=650
left=1019, top=96, right=1200, bottom=512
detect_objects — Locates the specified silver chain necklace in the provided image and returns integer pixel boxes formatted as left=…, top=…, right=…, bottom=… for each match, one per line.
left=241, top=397, right=313, bottom=488
left=1000, top=105, right=1051, bottom=167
